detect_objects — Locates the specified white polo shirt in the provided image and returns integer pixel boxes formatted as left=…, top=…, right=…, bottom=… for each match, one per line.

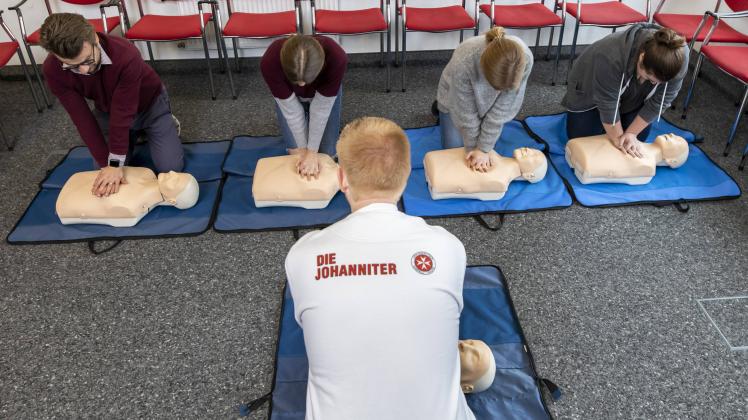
left=285, top=203, right=475, bottom=420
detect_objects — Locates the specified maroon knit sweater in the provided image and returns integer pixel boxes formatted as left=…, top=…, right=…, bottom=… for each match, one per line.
left=44, top=33, right=162, bottom=167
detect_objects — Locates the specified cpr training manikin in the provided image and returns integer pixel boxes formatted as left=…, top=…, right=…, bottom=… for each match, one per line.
left=565, top=133, right=689, bottom=185
left=56, top=167, right=199, bottom=227
left=424, top=147, right=548, bottom=201
left=252, top=154, right=340, bottom=209
left=459, top=339, right=496, bottom=394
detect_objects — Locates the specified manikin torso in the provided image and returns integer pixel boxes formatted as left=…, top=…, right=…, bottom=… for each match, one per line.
left=424, top=147, right=548, bottom=201
left=252, top=154, right=340, bottom=209
left=56, top=167, right=199, bottom=227
left=565, top=133, right=689, bottom=185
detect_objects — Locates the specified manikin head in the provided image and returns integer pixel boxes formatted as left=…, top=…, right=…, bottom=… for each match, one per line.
left=513, top=147, right=548, bottom=182
left=459, top=340, right=496, bottom=394
left=39, top=13, right=101, bottom=75
left=158, top=171, right=199, bottom=209
left=336, top=117, right=410, bottom=211
left=654, top=133, right=689, bottom=168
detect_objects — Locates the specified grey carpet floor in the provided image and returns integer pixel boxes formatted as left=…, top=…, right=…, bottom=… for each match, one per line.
left=0, top=49, right=746, bottom=419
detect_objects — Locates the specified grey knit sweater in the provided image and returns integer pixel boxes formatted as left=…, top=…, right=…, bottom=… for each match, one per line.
left=437, top=34, right=533, bottom=153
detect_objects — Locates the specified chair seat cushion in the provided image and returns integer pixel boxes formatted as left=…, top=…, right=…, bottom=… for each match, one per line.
left=403, top=5, right=475, bottom=31
left=480, top=3, right=562, bottom=27
left=315, top=8, right=387, bottom=34
left=125, top=14, right=212, bottom=41
left=0, top=41, right=19, bottom=67
left=654, top=13, right=748, bottom=43
left=564, top=1, right=647, bottom=25
left=27, top=16, right=120, bottom=44
left=702, top=44, right=748, bottom=83
left=224, top=11, right=297, bottom=37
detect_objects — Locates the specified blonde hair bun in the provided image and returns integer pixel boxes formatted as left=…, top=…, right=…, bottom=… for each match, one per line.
left=485, top=27, right=506, bottom=43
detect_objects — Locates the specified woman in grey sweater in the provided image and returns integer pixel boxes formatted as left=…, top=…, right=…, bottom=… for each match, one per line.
left=562, top=25, right=688, bottom=158
left=436, top=27, right=533, bottom=172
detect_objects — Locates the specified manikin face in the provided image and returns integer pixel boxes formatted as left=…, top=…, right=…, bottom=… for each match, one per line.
left=157, top=171, right=199, bottom=209
left=636, top=53, right=663, bottom=85
left=57, top=39, right=101, bottom=75
left=513, top=147, right=548, bottom=182
left=654, top=133, right=689, bottom=168
left=459, top=339, right=494, bottom=393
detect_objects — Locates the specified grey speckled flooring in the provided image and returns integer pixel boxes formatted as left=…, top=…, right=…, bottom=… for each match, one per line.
left=0, top=48, right=746, bottom=419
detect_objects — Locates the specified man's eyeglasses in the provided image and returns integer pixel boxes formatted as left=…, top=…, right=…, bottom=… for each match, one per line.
left=62, top=44, right=99, bottom=73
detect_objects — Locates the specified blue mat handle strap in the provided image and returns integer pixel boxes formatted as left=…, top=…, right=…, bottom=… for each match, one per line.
left=238, top=392, right=272, bottom=417
left=473, top=214, right=505, bottom=231
left=674, top=201, right=690, bottom=213
left=540, top=377, right=563, bottom=401
left=87, top=240, right=123, bottom=255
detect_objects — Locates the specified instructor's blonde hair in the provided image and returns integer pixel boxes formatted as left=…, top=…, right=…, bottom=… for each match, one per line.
left=480, top=27, right=526, bottom=91
left=280, top=34, right=325, bottom=84
left=337, top=117, right=410, bottom=200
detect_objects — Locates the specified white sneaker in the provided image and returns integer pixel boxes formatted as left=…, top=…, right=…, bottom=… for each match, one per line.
left=172, top=114, right=181, bottom=137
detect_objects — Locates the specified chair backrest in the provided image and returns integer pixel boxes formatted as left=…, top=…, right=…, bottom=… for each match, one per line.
left=725, top=0, right=748, bottom=12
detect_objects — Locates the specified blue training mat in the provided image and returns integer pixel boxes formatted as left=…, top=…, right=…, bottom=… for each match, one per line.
left=261, top=265, right=554, bottom=420
left=213, top=136, right=351, bottom=233
left=402, top=121, right=573, bottom=218
left=523, top=113, right=741, bottom=208
left=6, top=141, right=229, bottom=245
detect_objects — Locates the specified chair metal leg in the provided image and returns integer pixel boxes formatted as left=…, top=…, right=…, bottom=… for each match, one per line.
left=211, top=21, right=225, bottom=74
left=219, top=32, right=236, bottom=99
left=232, top=38, right=241, bottom=73
left=401, top=28, right=407, bottom=92
left=534, top=27, right=542, bottom=58
left=17, top=49, right=43, bottom=113
left=552, top=24, right=565, bottom=86
left=459, top=29, right=464, bottom=43
left=740, top=143, right=747, bottom=170
left=724, top=85, right=748, bottom=156
left=546, top=2, right=560, bottom=61
left=23, top=42, right=52, bottom=108
left=546, top=26, right=555, bottom=60
left=379, top=32, right=385, bottom=67
left=201, top=31, right=216, bottom=100
left=146, top=41, right=155, bottom=66
left=0, top=119, right=12, bottom=151
left=611, top=27, right=617, bottom=33
left=681, top=54, right=704, bottom=119
left=386, top=27, right=391, bottom=93
left=567, top=20, right=581, bottom=83
left=394, top=14, right=400, bottom=67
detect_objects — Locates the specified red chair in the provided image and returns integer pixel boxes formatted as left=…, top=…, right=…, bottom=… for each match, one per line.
left=8, top=0, right=128, bottom=109
left=553, top=1, right=650, bottom=75
left=219, top=0, right=300, bottom=98
left=1, top=10, right=44, bottom=149
left=312, top=0, right=391, bottom=92
left=124, top=0, right=233, bottom=100
left=653, top=0, right=748, bottom=50
left=395, top=0, right=478, bottom=91
left=681, top=10, right=748, bottom=165
left=479, top=0, right=566, bottom=85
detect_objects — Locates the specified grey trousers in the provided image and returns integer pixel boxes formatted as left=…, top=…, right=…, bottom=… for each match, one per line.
left=94, top=87, right=184, bottom=172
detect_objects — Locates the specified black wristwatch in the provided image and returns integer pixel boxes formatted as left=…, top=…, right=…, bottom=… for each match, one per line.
left=108, top=159, right=121, bottom=168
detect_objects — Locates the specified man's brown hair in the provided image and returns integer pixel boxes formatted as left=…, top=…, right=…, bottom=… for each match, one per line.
left=39, top=13, right=96, bottom=59
left=480, top=27, right=527, bottom=91
left=640, top=28, right=686, bottom=82
left=336, top=117, right=411, bottom=200
left=280, top=34, right=325, bottom=84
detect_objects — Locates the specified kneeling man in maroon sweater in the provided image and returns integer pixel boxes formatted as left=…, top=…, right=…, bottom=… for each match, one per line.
left=40, top=13, right=183, bottom=197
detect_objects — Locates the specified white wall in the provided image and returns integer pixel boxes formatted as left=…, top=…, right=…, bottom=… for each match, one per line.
left=1, top=0, right=746, bottom=66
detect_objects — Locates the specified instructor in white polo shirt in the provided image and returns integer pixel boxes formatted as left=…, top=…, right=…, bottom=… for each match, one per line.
left=285, top=117, right=475, bottom=420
